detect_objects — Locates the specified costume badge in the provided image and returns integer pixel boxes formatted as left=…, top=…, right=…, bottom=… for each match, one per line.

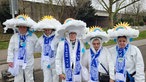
left=118, top=58, right=124, bottom=62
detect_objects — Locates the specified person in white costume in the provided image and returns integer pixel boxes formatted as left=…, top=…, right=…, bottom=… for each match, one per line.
left=107, top=22, right=145, bottom=82
left=55, top=18, right=86, bottom=82
left=3, top=14, right=38, bottom=82
left=82, top=26, right=114, bottom=82
left=34, top=16, right=61, bottom=82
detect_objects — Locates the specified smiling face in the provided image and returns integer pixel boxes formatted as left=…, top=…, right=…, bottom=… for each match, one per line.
left=69, top=32, right=77, bottom=41
left=43, top=29, right=53, bottom=36
left=92, top=39, right=101, bottom=51
left=117, top=36, right=127, bottom=48
left=18, top=26, right=27, bottom=35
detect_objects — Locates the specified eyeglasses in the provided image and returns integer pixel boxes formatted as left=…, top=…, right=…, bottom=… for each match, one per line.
left=69, top=32, right=77, bottom=35
left=93, top=43, right=100, bottom=45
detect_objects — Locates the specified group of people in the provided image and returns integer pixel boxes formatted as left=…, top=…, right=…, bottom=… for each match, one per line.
left=3, top=14, right=145, bottom=82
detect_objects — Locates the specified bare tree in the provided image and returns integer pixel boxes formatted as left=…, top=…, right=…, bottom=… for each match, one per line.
left=44, top=0, right=88, bottom=22
left=91, top=0, right=140, bottom=28
left=18, top=0, right=88, bottom=23
left=125, top=0, right=143, bottom=25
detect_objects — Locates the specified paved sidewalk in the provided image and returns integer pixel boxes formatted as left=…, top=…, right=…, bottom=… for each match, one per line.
left=106, top=39, right=146, bottom=48
left=0, top=39, right=146, bottom=80
left=0, top=58, right=41, bottom=79
left=0, top=50, right=7, bottom=63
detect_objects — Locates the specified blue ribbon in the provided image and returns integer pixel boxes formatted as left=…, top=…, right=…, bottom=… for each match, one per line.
left=43, top=35, right=55, bottom=58
left=64, top=40, right=73, bottom=81
left=18, top=34, right=27, bottom=63
left=115, top=44, right=129, bottom=82
left=18, top=32, right=34, bottom=64
left=90, top=47, right=102, bottom=81
left=74, top=40, right=81, bottom=75
left=64, top=39, right=81, bottom=82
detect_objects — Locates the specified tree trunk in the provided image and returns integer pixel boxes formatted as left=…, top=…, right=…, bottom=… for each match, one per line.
left=109, top=14, right=114, bottom=28
left=108, top=0, right=114, bottom=29
left=108, top=5, right=114, bottom=29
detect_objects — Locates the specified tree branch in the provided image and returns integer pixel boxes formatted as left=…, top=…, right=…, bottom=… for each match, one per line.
left=101, top=0, right=109, bottom=10
left=119, top=0, right=140, bottom=11
left=113, top=0, right=140, bottom=17
left=116, top=0, right=125, bottom=9
left=113, top=0, right=121, bottom=4
left=98, top=0, right=108, bottom=12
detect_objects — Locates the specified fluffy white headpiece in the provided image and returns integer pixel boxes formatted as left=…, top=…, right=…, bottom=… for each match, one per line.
left=107, top=22, right=139, bottom=39
left=56, top=18, right=87, bottom=39
left=32, top=15, right=61, bottom=31
left=84, top=26, right=109, bottom=43
left=3, top=14, right=36, bottom=33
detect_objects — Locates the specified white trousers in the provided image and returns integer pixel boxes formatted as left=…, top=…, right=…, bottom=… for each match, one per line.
left=14, top=66, right=34, bottom=82
left=42, top=61, right=59, bottom=82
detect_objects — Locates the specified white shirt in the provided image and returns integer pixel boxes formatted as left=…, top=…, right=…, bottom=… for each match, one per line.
left=7, top=33, right=38, bottom=67
left=35, top=33, right=58, bottom=68
left=55, top=38, right=85, bottom=75
left=109, top=44, right=145, bottom=82
left=82, top=47, right=115, bottom=80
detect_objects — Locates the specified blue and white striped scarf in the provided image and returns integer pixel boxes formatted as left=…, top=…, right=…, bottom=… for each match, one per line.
left=18, top=34, right=27, bottom=69
left=90, top=47, right=102, bottom=82
left=115, top=44, right=129, bottom=82
left=64, top=39, right=81, bottom=82
left=43, top=35, right=55, bottom=58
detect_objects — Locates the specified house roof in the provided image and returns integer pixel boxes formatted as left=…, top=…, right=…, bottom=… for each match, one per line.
left=23, top=0, right=77, bottom=6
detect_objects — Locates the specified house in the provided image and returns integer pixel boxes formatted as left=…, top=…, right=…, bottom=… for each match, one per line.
left=1, top=0, right=146, bottom=29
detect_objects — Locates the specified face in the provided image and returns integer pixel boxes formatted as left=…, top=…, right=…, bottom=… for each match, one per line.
left=92, top=39, right=100, bottom=51
left=69, top=32, right=77, bottom=41
left=117, top=37, right=127, bottom=48
left=18, top=26, right=27, bottom=35
left=44, top=29, right=53, bottom=36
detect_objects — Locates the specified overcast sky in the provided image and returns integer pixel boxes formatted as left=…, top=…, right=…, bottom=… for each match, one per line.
left=23, top=0, right=76, bottom=6
left=24, top=0, right=146, bottom=12
left=91, top=0, right=146, bottom=13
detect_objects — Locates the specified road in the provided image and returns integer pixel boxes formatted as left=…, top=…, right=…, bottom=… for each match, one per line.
left=33, top=44, right=146, bottom=82
left=19, top=45, right=146, bottom=82
left=0, top=44, right=146, bottom=82
left=138, top=45, right=146, bottom=70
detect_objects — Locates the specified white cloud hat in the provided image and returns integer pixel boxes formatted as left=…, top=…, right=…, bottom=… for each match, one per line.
left=32, top=16, right=61, bottom=31
left=56, top=18, right=86, bottom=39
left=107, top=22, right=139, bottom=39
left=3, top=14, right=36, bottom=33
left=84, top=26, right=109, bottom=42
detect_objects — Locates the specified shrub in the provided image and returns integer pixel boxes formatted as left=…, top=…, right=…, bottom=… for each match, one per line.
left=139, top=21, right=145, bottom=26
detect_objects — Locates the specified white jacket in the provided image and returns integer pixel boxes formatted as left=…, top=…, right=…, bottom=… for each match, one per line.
left=7, top=33, right=38, bottom=67
left=82, top=47, right=115, bottom=81
left=109, top=44, right=145, bottom=82
left=55, top=38, right=85, bottom=81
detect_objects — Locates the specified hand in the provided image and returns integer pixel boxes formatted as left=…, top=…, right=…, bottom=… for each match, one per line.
left=8, top=62, right=14, bottom=68
left=59, top=74, right=65, bottom=80
left=109, top=79, right=114, bottom=82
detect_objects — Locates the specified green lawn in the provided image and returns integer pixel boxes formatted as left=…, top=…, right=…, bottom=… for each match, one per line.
left=0, top=41, right=9, bottom=50
left=103, top=30, right=146, bottom=46
left=0, top=31, right=43, bottom=50
left=0, top=30, right=146, bottom=58
left=134, top=30, right=146, bottom=40
left=103, top=40, right=115, bottom=46
left=0, top=30, right=146, bottom=50
left=34, top=53, right=41, bottom=58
